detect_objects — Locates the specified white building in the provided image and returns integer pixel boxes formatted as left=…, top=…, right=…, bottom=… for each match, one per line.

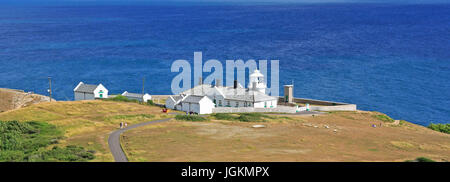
left=166, top=69, right=278, bottom=114
left=74, top=82, right=108, bottom=100
left=180, top=95, right=215, bottom=114
left=248, top=69, right=267, bottom=94
left=121, top=91, right=152, bottom=102
left=166, top=95, right=185, bottom=110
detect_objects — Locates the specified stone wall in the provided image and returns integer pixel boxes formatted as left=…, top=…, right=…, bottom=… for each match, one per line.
left=212, top=105, right=297, bottom=113
left=309, top=104, right=357, bottom=111
left=278, top=97, right=357, bottom=112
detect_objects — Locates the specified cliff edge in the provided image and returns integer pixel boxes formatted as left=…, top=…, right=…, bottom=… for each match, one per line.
left=0, top=88, right=50, bottom=112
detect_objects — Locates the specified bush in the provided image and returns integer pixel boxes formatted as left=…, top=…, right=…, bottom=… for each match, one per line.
left=237, top=113, right=269, bottom=122
left=211, top=113, right=236, bottom=120
left=106, top=95, right=130, bottom=102
left=405, top=157, right=436, bottom=162
left=175, top=115, right=206, bottom=122
left=147, top=100, right=155, bottom=106
left=415, top=157, right=436, bottom=162
left=212, top=113, right=271, bottom=122
left=427, top=123, right=450, bottom=134
left=37, top=145, right=95, bottom=162
left=0, top=121, right=95, bottom=162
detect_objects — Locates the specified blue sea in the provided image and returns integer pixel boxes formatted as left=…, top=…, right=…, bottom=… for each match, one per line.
left=0, top=3, right=449, bottom=126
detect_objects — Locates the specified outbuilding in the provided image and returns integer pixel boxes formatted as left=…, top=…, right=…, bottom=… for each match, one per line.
left=179, top=95, right=214, bottom=114
left=74, top=82, right=108, bottom=100
left=121, top=91, right=152, bottom=102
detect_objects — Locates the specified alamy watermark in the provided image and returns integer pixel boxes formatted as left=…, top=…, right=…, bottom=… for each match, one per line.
left=170, top=52, right=279, bottom=96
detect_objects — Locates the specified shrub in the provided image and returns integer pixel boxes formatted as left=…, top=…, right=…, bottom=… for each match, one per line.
left=175, top=115, right=206, bottom=122
left=211, top=113, right=236, bottom=120
left=405, top=157, right=436, bottom=162
left=0, top=121, right=95, bottom=162
left=427, top=123, right=450, bottom=134
left=237, top=113, right=268, bottom=122
left=147, top=100, right=155, bottom=106
left=212, top=113, right=271, bottom=122
left=38, top=145, right=95, bottom=162
left=415, top=157, right=436, bottom=162
left=106, top=95, right=130, bottom=102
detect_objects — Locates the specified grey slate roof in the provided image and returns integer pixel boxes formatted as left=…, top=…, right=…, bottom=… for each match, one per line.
left=123, top=92, right=144, bottom=98
left=181, top=95, right=205, bottom=104
left=75, top=83, right=98, bottom=93
left=180, top=84, right=276, bottom=102
left=172, top=95, right=183, bottom=102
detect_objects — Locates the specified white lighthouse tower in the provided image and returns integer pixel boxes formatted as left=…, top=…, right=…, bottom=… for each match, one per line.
left=248, top=69, right=267, bottom=94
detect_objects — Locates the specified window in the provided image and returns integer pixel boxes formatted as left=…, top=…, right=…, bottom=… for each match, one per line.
left=227, top=101, right=230, bottom=107
left=235, top=102, right=239, bottom=107
left=218, top=100, right=222, bottom=106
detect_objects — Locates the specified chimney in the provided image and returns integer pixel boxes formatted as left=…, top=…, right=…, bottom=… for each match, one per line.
left=284, top=85, right=294, bottom=103
left=216, top=79, right=221, bottom=87
left=234, top=80, right=238, bottom=89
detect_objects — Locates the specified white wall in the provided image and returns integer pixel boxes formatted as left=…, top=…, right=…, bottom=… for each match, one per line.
left=143, top=94, right=152, bottom=102
left=253, top=99, right=278, bottom=108
left=93, top=84, right=108, bottom=99
left=199, top=97, right=214, bottom=114
left=254, top=101, right=265, bottom=108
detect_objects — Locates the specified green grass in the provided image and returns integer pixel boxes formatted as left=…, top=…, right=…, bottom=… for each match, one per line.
left=427, top=123, right=450, bottom=134
left=105, top=95, right=156, bottom=106
left=372, top=114, right=395, bottom=123
left=211, top=113, right=272, bottom=122
left=211, top=113, right=236, bottom=120
left=175, top=115, right=207, bottom=122
left=0, top=121, right=95, bottom=162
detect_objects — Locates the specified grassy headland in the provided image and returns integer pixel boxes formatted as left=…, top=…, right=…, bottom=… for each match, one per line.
left=0, top=100, right=448, bottom=162
left=121, top=111, right=450, bottom=162
left=0, top=100, right=172, bottom=161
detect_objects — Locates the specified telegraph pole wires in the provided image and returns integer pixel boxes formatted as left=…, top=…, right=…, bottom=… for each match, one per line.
left=48, top=76, right=52, bottom=101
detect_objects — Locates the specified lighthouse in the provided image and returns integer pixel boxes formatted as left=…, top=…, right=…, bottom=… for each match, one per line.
left=248, top=69, right=267, bottom=94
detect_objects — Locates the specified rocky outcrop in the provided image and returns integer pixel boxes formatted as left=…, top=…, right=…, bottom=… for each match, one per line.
left=0, top=88, right=51, bottom=112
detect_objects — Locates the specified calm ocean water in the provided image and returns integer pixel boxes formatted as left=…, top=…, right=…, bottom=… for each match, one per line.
left=0, top=3, right=449, bottom=125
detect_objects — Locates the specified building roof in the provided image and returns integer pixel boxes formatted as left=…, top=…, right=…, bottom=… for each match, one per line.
left=122, top=91, right=148, bottom=98
left=180, top=84, right=276, bottom=102
left=172, top=95, right=183, bottom=102
left=74, top=82, right=99, bottom=93
left=181, top=95, right=207, bottom=104
left=250, top=69, right=264, bottom=77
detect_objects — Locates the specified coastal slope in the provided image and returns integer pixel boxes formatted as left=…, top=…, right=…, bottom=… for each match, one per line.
left=0, top=88, right=50, bottom=112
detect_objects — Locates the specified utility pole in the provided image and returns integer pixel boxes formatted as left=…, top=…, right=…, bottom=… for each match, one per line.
left=48, top=76, right=52, bottom=102
left=142, top=77, right=145, bottom=96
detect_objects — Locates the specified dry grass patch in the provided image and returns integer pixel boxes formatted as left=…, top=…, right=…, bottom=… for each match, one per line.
left=0, top=100, right=171, bottom=162
left=122, top=111, right=450, bottom=162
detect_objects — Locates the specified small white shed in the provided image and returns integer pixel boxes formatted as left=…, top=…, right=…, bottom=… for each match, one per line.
left=74, top=82, right=108, bottom=100
left=180, top=95, right=214, bottom=114
left=121, top=91, right=152, bottom=102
